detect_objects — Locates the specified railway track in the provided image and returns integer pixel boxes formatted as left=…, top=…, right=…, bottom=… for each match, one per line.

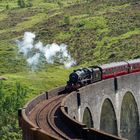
left=28, top=94, right=83, bottom=140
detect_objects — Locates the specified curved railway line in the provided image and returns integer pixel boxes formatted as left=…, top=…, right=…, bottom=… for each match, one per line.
left=29, top=95, right=66, bottom=139
left=28, top=94, right=84, bottom=140
left=19, top=86, right=126, bottom=140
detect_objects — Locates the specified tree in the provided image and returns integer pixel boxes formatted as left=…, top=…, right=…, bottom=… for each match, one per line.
left=0, top=81, right=27, bottom=139
left=57, top=1, right=63, bottom=9
left=64, top=16, right=70, bottom=26
left=27, top=0, right=33, bottom=7
left=17, top=0, right=25, bottom=8
left=6, top=4, right=9, bottom=10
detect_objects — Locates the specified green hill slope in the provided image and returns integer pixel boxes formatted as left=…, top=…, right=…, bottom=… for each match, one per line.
left=0, top=0, right=140, bottom=74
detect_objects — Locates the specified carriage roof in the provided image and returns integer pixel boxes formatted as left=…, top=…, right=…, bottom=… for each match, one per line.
left=100, top=61, right=128, bottom=69
left=127, top=59, right=140, bottom=64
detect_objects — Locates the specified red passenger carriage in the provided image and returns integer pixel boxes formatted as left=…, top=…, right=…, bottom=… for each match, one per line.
left=128, top=59, right=140, bottom=73
left=101, top=62, right=129, bottom=79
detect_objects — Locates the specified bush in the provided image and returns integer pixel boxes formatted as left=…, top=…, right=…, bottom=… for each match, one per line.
left=64, top=16, right=70, bottom=26
left=0, top=81, right=27, bottom=139
left=17, top=0, right=25, bottom=8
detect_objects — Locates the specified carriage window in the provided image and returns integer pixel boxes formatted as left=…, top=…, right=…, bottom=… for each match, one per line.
left=108, top=69, right=110, bottom=74
left=117, top=67, right=119, bottom=71
left=125, top=66, right=127, bottom=70
left=105, top=70, right=108, bottom=74
left=134, top=64, right=136, bottom=69
left=105, top=70, right=107, bottom=74
left=105, top=70, right=108, bottom=75
left=109, top=69, right=111, bottom=74
left=112, top=68, right=114, bottom=72
left=132, top=64, right=136, bottom=69
left=111, top=68, right=113, bottom=74
left=136, top=64, right=139, bottom=68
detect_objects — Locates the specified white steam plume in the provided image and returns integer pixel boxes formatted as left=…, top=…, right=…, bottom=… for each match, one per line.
left=16, top=32, right=76, bottom=70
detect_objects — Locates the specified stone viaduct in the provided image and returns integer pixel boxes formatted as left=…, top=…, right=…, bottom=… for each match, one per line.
left=64, top=72, right=140, bottom=140
left=19, top=72, right=140, bottom=140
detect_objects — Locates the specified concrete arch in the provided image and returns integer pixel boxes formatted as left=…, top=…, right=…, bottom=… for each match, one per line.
left=120, top=91, right=139, bottom=140
left=100, top=98, right=118, bottom=136
left=82, top=107, right=93, bottom=128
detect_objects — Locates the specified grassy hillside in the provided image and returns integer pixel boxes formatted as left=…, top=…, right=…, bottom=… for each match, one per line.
left=0, top=0, right=140, bottom=72
left=0, top=0, right=140, bottom=139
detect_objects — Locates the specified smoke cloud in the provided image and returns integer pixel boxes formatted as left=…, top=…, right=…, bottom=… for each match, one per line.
left=16, top=32, right=76, bottom=70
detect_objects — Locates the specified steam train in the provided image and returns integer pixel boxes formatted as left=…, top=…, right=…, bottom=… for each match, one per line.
left=66, top=59, right=140, bottom=91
